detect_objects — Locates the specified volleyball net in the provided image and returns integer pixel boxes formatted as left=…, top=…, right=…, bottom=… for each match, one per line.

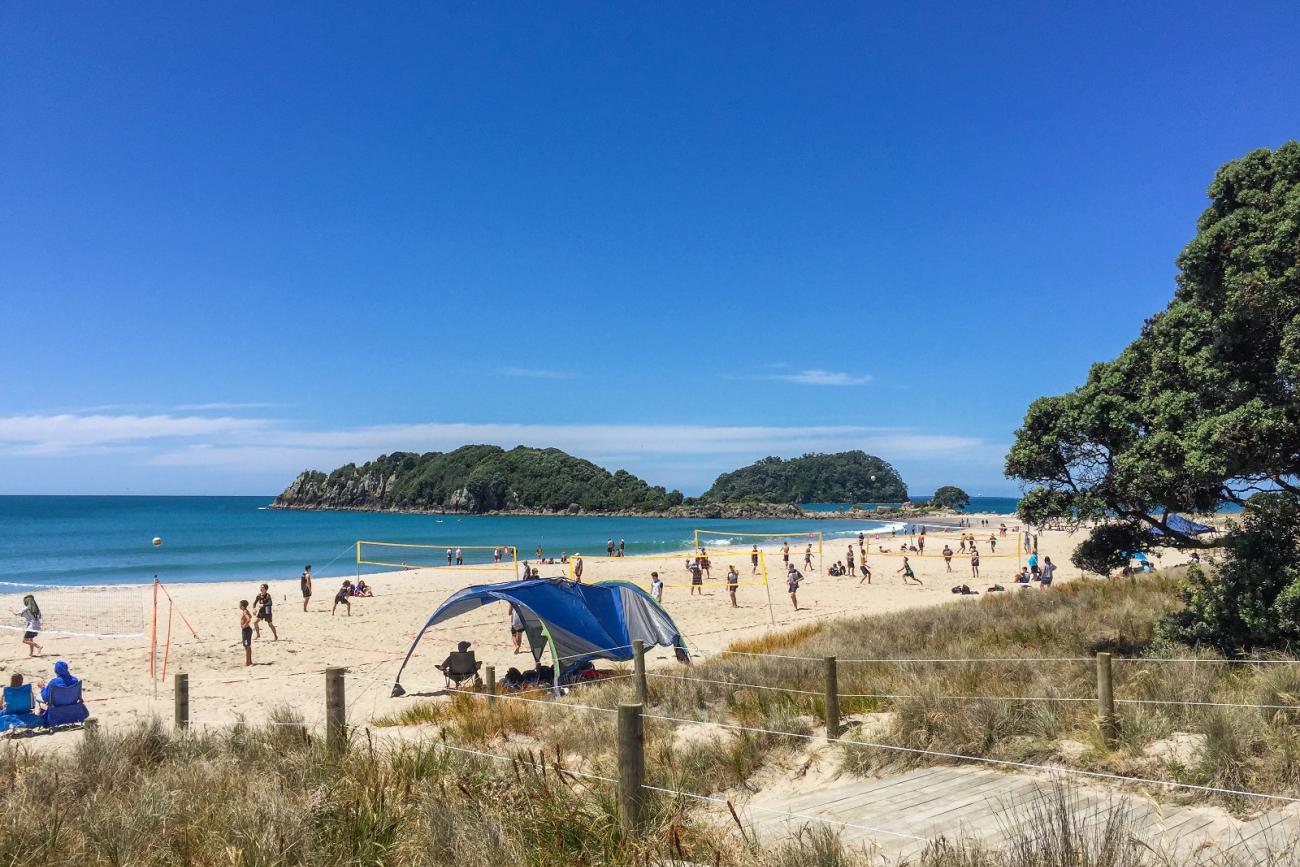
left=0, top=581, right=148, bottom=639
left=568, top=549, right=771, bottom=588
left=694, top=529, right=823, bottom=573
left=356, top=541, right=519, bottom=573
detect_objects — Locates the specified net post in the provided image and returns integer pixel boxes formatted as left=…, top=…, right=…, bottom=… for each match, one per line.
left=761, top=552, right=775, bottom=625
left=1096, top=652, right=1118, bottom=746
left=161, top=600, right=174, bottom=682
left=632, top=639, right=647, bottom=704
left=485, top=666, right=496, bottom=705
left=149, top=576, right=159, bottom=680
left=174, top=672, right=190, bottom=730
left=326, top=667, right=347, bottom=754
left=824, top=656, right=840, bottom=739
left=617, top=702, right=646, bottom=834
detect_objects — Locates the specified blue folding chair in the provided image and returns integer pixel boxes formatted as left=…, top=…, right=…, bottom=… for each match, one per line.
left=42, top=681, right=89, bottom=728
left=0, top=685, right=44, bottom=732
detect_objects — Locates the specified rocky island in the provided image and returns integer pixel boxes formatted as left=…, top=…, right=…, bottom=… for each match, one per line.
left=271, top=445, right=912, bottom=519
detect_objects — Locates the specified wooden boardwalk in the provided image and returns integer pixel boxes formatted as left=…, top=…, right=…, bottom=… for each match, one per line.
left=734, top=765, right=1300, bottom=862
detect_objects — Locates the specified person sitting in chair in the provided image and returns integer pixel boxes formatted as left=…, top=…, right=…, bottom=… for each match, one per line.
left=37, top=660, right=89, bottom=728
left=0, top=673, right=43, bottom=732
left=436, top=641, right=483, bottom=689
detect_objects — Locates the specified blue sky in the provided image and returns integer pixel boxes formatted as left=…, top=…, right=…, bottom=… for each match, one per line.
left=2, top=2, right=1297, bottom=497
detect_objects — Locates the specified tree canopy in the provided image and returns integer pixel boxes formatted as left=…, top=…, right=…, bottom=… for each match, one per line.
left=1005, top=142, right=1300, bottom=573
left=930, top=486, right=970, bottom=511
left=699, top=451, right=907, bottom=504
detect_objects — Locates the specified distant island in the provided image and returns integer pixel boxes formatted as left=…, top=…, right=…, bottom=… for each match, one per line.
left=271, top=445, right=913, bottom=518
left=699, top=451, right=907, bottom=505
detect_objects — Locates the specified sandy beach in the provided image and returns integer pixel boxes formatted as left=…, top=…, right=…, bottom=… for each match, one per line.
left=0, top=516, right=1199, bottom=745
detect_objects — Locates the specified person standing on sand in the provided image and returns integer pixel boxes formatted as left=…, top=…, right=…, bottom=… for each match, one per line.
left=970, top=549, right=980, bottom=579
left=782, top=542, right=790, bottom=566
left=689, top=558, right=704, bottom=596
left=858, top=532, right=865, bottom=548
left=1040, top=556, right=1056, bottom=587
left=897, top=556, right=921, bottom=586
left=493, top=547, right=502, bottom=563
left=300, top=565, right=312, bottom=612
left=536, top=545, right=543, bottom=562
left=253, top=583, right=277, bottom=641
left=607, top=539, right=615, bottom=557
left=726, top=565, right=739, bottom=607
left=15, top=595, right=42, bottom=657
left=750, top=545, right=760, bottom=575
left=509, top=606, right=525, bottom=653
left=858, top=560, right=872, bottom=585
left=989, top=534, right=997, bottom=553
left=239, top=600, right=253, bottom=667
left=446, top=548, right=453, bottom=565
left=332, top=580, right=352, bottom=616
left=700, top=549, right=711, bottom=579
left=650, top=572, right=663, bottom=602
left=846, top=546, right=856, bottom=577
left=573, top=554, right=583, bottom=583
left=786, top=564, right=802, bottom=610
left=942, top=545, right=954, bottom=572
left=619, top=539, right=625, bottom=557
left=454, top=547, right=463, bottom=566
left=804, top=544, right=814, bottom=572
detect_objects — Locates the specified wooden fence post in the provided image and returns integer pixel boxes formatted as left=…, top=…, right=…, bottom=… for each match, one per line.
left=633, top=639, right=647, bottom=704
left=326, top=667, right=347, bottom=753
left=174, top=672, right=189, bottom=730
left=824, top=656, right=840, bottom=739
left=485, top=665, right=496, bottom=705
left=1096, top=652, right=1118, bottom=745
left=618, top=703, right=646, bottom=833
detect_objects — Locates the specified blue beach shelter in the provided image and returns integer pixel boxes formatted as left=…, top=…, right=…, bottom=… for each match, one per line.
left=390, top=577, right=689, bottom=696
left=1148, top=513, right=1216, bottom=537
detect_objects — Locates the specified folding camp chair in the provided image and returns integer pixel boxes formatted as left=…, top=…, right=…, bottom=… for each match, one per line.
left=0, top=685, right=43, bottom=733
left=42, top=681, right=89, bottom=728
left=436, top=651, right=482, bottom=689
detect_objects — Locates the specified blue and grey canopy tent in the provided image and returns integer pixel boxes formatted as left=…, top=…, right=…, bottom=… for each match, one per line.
left=390, top=577, right=688, bottom=697
left=1148, top=513, right=1216, bottom=537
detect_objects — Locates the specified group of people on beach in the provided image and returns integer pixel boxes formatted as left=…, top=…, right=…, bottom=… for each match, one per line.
left=236, top=565, right=375, bottom=667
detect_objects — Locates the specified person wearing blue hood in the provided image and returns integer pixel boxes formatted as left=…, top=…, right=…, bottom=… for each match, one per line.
left=41, top=660, right=79, bottom=703
left=37, top=660, right=88, bottom=727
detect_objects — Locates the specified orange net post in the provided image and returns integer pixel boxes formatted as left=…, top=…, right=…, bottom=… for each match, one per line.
left=156, top=580, right=200, bottom=640
left=161, top=599, right=174, bottom=682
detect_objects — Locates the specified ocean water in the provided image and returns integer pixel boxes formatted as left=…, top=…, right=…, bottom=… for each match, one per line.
left=0, top=496, right=907, bottom=589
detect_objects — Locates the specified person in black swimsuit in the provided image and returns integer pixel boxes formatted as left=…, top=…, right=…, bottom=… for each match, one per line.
left=253, top=583, right=278, bottom=641
left=239, top=600, right=253, bottom=667
left=300, top=565, right=312, bottom=612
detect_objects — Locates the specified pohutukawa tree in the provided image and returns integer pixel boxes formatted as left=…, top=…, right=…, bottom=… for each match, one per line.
left=1005, top=142, right=1300, bottom=575
left=930, top=486, right=970, bottom=511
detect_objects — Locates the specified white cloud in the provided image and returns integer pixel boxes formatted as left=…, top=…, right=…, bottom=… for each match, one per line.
left=0, top=412, right=1004, bottom=493
left=768, top=369, right=874, bottom=386
left=498, top=367, right=573, bottom=380
left=0, top=414, right=269, bottom=456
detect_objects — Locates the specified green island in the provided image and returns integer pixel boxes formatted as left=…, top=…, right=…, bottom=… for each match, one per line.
left=272, top=446, right=911, bottom=516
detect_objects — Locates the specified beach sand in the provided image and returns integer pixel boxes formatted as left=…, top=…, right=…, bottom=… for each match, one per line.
left=0, top=516, right=1197, bottom=746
